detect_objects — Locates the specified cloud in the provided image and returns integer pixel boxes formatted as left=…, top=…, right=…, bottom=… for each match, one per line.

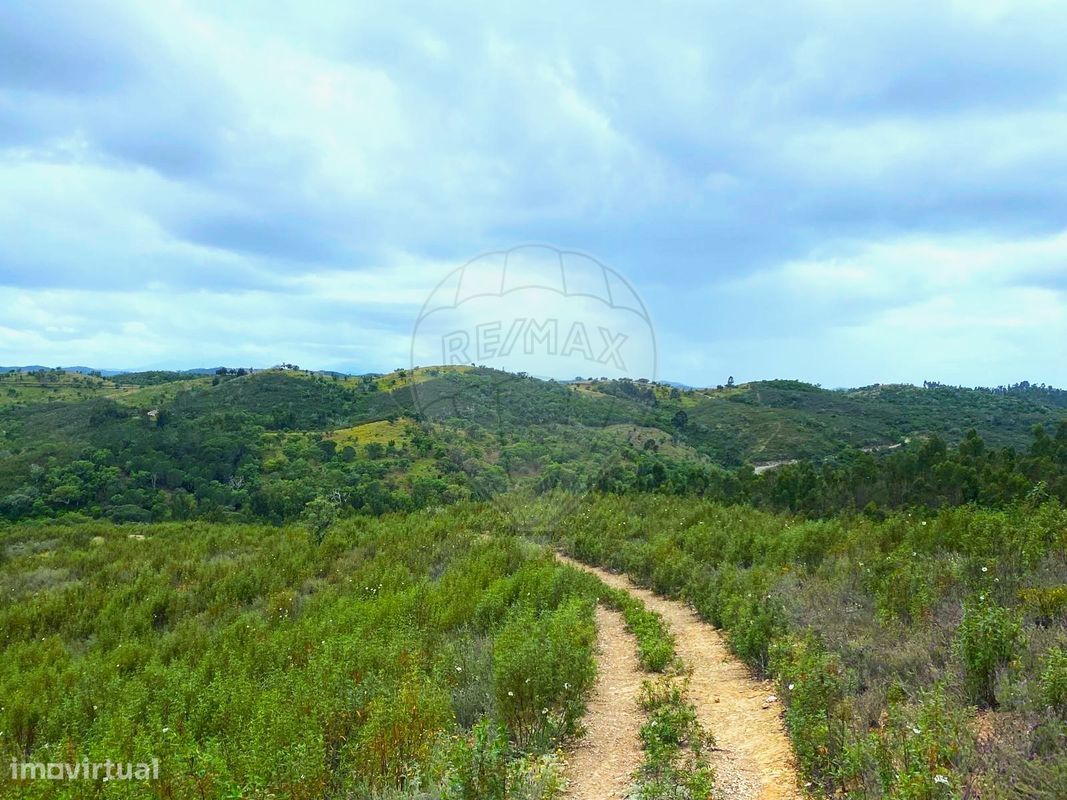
left=0, top=0, right=1065, bottom=384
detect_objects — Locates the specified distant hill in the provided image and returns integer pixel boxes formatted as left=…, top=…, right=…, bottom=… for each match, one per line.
left=0, top=365, right=1063, bottom=523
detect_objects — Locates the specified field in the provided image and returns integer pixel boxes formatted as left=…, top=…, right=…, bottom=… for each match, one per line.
left=3, top=494, right=1066, bottom=797
left=546, top=495, right=1067, bottom=796
left=0, top=367, right=1065, bottom=798
left=1, top=502, right=725, bottom=799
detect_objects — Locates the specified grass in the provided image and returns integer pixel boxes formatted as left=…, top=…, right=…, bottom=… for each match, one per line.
left=328, top=418, right=413, bottom=448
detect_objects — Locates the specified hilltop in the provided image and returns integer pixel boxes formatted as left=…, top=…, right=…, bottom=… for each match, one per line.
left=0, top=365, right=1063, bottom=523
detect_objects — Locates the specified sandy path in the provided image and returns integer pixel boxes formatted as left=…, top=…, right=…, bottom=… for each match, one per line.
left=563, top=604, right=644, bottom=799
left=559, top=555, right=802, bottom=800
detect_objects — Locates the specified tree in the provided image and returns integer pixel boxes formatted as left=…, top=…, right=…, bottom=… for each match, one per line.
left=303, top=495, right=339, bottom=544
left=727, top=376, right=735, bottom=388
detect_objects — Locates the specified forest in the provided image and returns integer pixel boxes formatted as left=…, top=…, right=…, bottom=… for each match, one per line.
left=1, top=367, right=1064, bottom=526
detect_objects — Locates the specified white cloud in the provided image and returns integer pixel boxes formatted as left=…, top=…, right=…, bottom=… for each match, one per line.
left=1, top=0, right=1066, bottom=383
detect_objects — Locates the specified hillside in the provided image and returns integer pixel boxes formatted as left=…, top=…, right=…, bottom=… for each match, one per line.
left=0, top=366, right=1064, bottom=524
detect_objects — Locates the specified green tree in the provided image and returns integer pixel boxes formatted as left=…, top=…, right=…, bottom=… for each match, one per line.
left=303, top=495, right=339, bottom=544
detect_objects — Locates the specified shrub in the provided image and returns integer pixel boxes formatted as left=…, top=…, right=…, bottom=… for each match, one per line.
left=882, top=685, right=970, bottom=797
left=350, top=671, right=453, bottom=790
left=954, top=601, right=1024, bottom=708
left=772, top=634, right=848, bottom=790
left=633, top=676, right=715, bottom=800
left=1041, top=647, right=1067, bottom=718
left=492, top=598, right=596, bottom=748
left=1019, top=586, right=1067, bottom=626
left=445, top=719, right=510, bottom=800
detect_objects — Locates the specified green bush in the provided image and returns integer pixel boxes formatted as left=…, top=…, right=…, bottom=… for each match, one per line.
left=492, top=598, right=596, bottom=748
left=954, top=601, right=1024, bottom=708
left=772, top=634, right=847, bottom=790
left=633, top=676, right=715, bottom=800
left=1041, top=647, right=1067, bottom=718
left=445, top=719, right=510, bottom=800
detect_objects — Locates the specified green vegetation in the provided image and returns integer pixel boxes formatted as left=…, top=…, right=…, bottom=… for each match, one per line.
left=2, top=364, right=1066, bottom=797
left=0, top=501, right=719, bottom=798
left=634, top=677, right=715, bottom=800
left=547, top=495, right=1067, bottom=796
left=0, top=507, right=606, bottom=798
left=0, top=367, right=1064, bottom=527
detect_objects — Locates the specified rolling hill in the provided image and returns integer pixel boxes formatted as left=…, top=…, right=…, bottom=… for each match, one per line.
left=0, top=366, right=1063, bottom=524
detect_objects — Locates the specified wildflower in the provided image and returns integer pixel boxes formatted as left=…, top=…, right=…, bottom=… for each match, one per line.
left=981, top=566, right=988, bottom=573
left=912, top=726, right=922, bottom=735
left=508, top=691, right=514, bottom=697
left=788, top=683, right=795, bottom=690
left=934, top=774, right=950, bottom=785
left=456, top=666, right=462, bottom=672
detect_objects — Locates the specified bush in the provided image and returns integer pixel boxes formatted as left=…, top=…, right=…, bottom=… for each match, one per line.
left=492, top=598, right=596, bottom=748
left=1041, top=647, right=1067, bottom=718
left=954, top=601, right=1024, bottom=708
left=772, top=634, right=847, bottom=790
left=1019, top=586, right=1067, bottom=626
left=633, top=676, right=715, bottom=800
left=446, top=719, right=510, bottom=800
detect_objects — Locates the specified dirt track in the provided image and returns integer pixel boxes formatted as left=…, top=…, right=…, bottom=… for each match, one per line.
left=561, top=605, right=644, bottom=799
left=559, top=554, right=802, bottom=800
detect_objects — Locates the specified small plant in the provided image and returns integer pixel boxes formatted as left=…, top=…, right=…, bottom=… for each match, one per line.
left=633, top=676, right=715, bottom=800
left=1041, top=647, right=1067, bottom=718
left=1019, top=586, right=1067, bottom=626
left=446, top=719, right=510, bottom=800
left=954, top=600, right=1024, bottom=708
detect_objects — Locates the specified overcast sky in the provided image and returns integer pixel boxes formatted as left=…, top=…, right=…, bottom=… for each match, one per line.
left=1, top=0, right=1065, bottom=386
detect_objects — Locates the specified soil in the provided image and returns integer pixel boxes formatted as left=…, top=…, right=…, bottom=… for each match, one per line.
left=559, top=554, right=803, bottom=800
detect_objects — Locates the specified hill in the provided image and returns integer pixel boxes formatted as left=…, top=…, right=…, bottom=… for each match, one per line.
left=0, top=366, right=1063, bottom=524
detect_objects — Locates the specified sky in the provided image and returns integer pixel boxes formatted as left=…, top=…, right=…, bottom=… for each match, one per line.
left=1, top=0, right=1065, bottom=387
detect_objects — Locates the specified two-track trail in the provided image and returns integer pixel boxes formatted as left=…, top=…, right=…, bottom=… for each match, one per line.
left=561, top=605, right=644, bottom=799
left=559, top=554, right=802, bottom=800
